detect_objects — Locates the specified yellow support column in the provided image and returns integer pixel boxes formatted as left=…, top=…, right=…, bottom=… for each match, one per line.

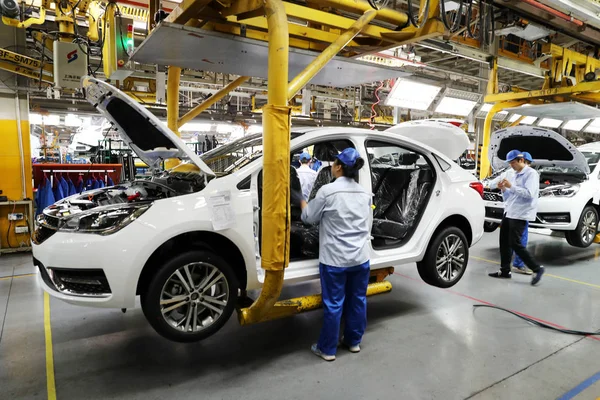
left=0, top=93, right=33, bottom=249
left=238, top=0, right=291, bottom=325
left=165, top=66, right=182, bottom=169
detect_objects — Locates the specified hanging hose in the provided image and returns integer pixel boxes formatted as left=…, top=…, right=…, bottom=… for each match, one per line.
left=370, top=81, right=384, bottom=130
left=406, top=0, right=430, bottom=29
left=473, top=305, right=600, bottom=336
left=466, top=0, right=476, bottom=38
left=440, top=0, right=464, bottom=32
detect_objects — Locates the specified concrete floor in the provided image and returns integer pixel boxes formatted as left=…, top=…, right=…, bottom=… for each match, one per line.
left=2, top=231, right=600, bottom=400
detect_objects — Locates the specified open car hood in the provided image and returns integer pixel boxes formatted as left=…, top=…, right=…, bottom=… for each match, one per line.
left=385, top=120, right=470, bottom=160
left=489, top=126, right=589, bottom=174
left=81, top=76, right=215, bottom=176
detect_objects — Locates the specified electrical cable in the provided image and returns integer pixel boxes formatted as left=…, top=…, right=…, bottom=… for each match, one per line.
left=473, top=305, right=600, bottom=336
left=406, top=0, right=430, bottom=29
left=466, top=0, right=476, bottom=39
left=5, top=201, right=17, bottom=248
left=440, top=0, right=464, bottom=32
left=370, top=81, right=384, bottom=130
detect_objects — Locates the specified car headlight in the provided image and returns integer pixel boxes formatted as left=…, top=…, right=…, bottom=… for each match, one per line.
left=540, top=184, right=579, bottom=198
left=59, top=204, right=150, bottom=235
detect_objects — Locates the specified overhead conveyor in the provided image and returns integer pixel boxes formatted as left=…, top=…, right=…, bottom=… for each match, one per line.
left=126, top=0, right=450, bottom=325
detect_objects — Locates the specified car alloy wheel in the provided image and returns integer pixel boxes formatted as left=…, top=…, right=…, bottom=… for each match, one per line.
left=160, top=262, right=230, bottom=333
left=581, top=209, right=598, bottom=245
left=435, top=234, right=466, bottom=282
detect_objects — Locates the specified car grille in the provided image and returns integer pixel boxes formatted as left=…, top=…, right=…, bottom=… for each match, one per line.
left=483, top=190, right=503, bottom=202
left=52, top=269, right=112, bottom=296
left=536, top=213, right=571, bottom=224
left=44, top=215, right=60, bottom=229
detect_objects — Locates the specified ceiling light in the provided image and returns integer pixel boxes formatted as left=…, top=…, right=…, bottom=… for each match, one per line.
left=29, top=113, right=42, bottom=124
left=43, top=114, right=60, bottom=125
left=585, top=119, right=600, bottom=133
left=520, top=116, right=537, bottom=125
left=385, top=79, right=441, bottom=110
left=180, top=122, right=212, bottom=132
left=538, top=118, right=562, bottom=128
left=216, top=124, right=235, bottom=134
left=65, top=114, right=82, bottom=127
left=564, top=119, right=589, bottom=131
left=435, top=97, right=477, bottom=116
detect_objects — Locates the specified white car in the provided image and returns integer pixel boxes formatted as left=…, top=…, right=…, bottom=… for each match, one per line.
left=32, top=78, right=485, bottom=342
left=483, top=126, right=600, bottom=247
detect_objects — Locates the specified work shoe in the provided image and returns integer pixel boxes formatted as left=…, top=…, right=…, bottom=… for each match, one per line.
left=512, top=265, right=533, bottom=275
left=488, top=270, right=511, bottom=279
left=340, top=338, right=360, bottom=353
left=311, top=344, right=335, bottom=362
left=531, top=267, right=545, bottom=286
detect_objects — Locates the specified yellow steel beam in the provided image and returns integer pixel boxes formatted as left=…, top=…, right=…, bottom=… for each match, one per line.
left=238, top=0, right=291, bottom=325
left=484, top=80, right=600, bottom=103
left=228, top=16, right=360, bottom=46
left=165, top=66, right=182, bottom=169
left=0, top=47, right=53, bottom=73
left=288, top=10, right=377, bottom=100
left=311, top=0, right=407, bottom=26
left=1, top=7, right=46, bottom=28
left=238, top=280, right=393, bottom=325
left=479, top=100, right=528, bottom=180
left=32, top=31, right=54, bottom=53
left=178, top=76, right=249, bottom=128
left=164, top=0, right=213, bottom=24
left=0, top=61, right=53, bottom=84
left=379, top=19, right=445, bottom=45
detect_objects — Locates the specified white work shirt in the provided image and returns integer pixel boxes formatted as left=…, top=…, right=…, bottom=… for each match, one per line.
left=296, top=164, right=318, bottom=200
left=502, top=165, right=539, bottom=221
left=301, top=177, right=372, bottom=267
left=488, top=168, right=515, bottom=190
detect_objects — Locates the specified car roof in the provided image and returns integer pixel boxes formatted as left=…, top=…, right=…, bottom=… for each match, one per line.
left=578, top=142, right=600, bottom=153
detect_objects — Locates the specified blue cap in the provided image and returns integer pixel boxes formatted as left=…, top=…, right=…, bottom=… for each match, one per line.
left=336, top=148, right=360, bottom=167
left=523, top=151, right=533, bottom=162
left=299, top=151, right=311, bottom=161
left=506, top=149, right=524, bottom=162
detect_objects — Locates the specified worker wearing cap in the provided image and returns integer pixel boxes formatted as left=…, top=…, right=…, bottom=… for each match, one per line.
left=489, top=149, right=544, bottom=285
left=511, top=151, right=534, bottom=275
left=299, top=148, right=372, bottom=362
left=296, top=151, right=318, bottom=200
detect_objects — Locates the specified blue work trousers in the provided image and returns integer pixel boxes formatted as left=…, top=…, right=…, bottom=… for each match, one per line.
left=317, top=261, right=370, bottom=356
left=513, top=221, right=529, bottom=267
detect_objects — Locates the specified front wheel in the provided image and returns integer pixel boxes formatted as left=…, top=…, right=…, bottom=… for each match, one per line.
left=142, top=250, right=239, bottom=342
left=417, top=226, right=469, bottom=288
left=565, top=206, right=598, bottom=248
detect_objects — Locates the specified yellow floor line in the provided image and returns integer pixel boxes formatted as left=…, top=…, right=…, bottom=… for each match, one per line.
left=44, top=292, right=57, bottom=400
left=472, top=256, right=600, bottom=290
left=0, top=273, right=36, bottom=281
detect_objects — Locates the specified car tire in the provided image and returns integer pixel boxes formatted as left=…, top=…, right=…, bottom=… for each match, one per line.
left=142, top=250, right=239, bottom=343
left=564, top=206, right=598, bottom=248
left=417, top=226, right=469, bottom=288
left=483, top=222, right=500, bottom=233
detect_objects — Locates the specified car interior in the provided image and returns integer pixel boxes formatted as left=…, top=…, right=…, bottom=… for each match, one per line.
left=257, top=139, right=435, bottom=260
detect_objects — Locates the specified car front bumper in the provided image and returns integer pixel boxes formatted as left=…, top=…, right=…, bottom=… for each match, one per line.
left=484, top=197, right=578, bottom=230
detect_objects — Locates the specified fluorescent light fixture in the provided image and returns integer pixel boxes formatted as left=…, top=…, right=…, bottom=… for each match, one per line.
left=385, top=79, right=441, bottom=110
left=29, top=113, right=42, bottom=124
left=43, top=114, right=60, bottom=125
left=520, top=116, right=537, bottom=125
left=479, top=103, right=508, bottom=116
left=585, top=119, right=600, bottom=133
left=538, top=118, right=562, bottom=128
left=180, top=122, right=212, bottom=131
left=247, top=125, right=262, bottom=134
left=564, top=119, right=589, bottom=131
left=133, top=20, right=147, bottom=30
left=435, top=97, right=477, bottom=116
left=65, top=114, right=82, bottom=127
left=216, top=124, right=235, bottom=134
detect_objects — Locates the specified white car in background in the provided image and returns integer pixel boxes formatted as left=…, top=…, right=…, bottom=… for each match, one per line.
left=32, top=77, right=484, bottom=342
left=483, top=126, right=600, bottom=248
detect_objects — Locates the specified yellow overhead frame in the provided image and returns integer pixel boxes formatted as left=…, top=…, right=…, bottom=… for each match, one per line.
left=2, top=7, right=46, bottom=28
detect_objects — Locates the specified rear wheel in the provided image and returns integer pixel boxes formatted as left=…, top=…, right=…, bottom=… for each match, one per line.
left=417, top=227, right=469, bottom=288
left=565, top=206, right=598, bottom=248
left=142, top=250, right=239, bottom=342
left=483, top=222, right=500, bottom=233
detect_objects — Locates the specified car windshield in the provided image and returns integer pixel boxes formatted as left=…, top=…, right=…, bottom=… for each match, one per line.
left=581, top=151, right=600, bottom=171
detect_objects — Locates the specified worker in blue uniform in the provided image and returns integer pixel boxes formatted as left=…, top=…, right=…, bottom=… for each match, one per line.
left=511, top=151, right=534, bottom=275
left=489, top=149, right=544, bottom=285
left=299, top=148, right=372, bottom=361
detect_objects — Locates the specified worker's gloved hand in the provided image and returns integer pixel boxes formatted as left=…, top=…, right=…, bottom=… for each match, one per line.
left=290, top=187, right=304, bottom=207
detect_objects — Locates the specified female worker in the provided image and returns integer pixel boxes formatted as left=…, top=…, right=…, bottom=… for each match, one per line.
left=299, top=148, right=372, bottom=362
